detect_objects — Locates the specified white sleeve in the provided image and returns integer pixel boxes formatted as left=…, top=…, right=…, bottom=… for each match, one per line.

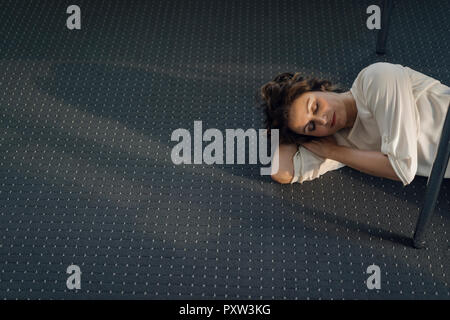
left=290, top=131, right=351, bottom=184
left=361, top=62, right=418, bottom=186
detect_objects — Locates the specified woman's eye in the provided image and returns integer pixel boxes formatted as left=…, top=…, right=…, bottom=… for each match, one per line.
left=308, top=122, right=315, bottom=132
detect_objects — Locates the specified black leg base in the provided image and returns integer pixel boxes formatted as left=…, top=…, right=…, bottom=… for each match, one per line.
left=376, top=0, right=393, bottom=55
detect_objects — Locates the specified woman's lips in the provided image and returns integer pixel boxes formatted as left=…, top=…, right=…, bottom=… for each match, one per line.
left=331, top=112, right=336, bottom=127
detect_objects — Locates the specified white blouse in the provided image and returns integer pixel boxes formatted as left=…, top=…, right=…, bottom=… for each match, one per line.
left=290, top=62, right=450, bottom=186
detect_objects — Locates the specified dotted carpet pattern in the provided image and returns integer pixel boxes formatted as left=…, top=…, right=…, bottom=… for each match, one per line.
left=0, top=0, right=449, bottom=299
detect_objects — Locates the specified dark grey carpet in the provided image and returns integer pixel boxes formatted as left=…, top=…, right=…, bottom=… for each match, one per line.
left=0, top=0, right=448, bottom=299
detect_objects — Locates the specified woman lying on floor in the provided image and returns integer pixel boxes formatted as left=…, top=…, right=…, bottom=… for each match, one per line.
left=258, top=62, right=450, bottom=186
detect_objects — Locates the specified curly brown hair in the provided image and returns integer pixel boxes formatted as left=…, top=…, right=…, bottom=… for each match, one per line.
left=255, top=72, right=345, bottom=146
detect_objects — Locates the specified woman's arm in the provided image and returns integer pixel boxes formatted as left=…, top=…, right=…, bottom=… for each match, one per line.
left=328, top=145, right=401, bottom=182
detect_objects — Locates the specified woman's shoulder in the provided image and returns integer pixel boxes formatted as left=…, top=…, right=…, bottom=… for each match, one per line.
left=350, top=62, right=409, bottom=114
left=355, top=62, right=444, bottom=99
left=352, top=62, right=407, bottom=96
left=356, top=62, right=405, bottom=82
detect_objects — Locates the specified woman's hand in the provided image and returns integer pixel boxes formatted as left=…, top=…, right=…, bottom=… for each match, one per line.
left=301, top=135, right=338, bottom=159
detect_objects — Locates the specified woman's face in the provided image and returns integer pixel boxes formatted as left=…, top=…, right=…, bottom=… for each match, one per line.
left=287, top=90, right=344, bottom=137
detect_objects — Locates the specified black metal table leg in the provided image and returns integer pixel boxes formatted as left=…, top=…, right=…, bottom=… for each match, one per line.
left=413, top=105, right=450, bottom=249
left=376, top=0, right=393, bottom=54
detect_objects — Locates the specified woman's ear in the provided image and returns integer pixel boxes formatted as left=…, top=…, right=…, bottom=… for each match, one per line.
left=320, top=84, right=326, bottom=91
